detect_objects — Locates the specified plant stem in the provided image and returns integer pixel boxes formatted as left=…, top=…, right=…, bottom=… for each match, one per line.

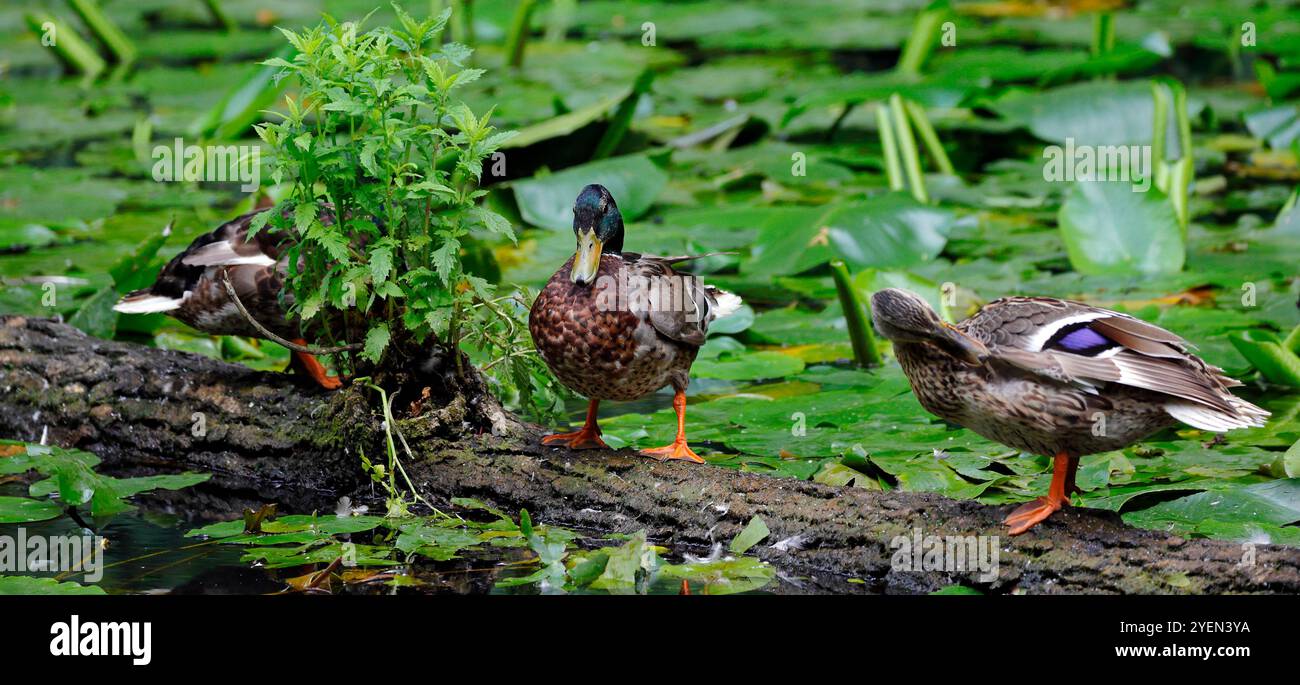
left=904, top=98, right=955, bottom=175
left=24, top=13, right=106, bottom=83
left=827, top=102, right=858, bottom=142
left=877, top=104, right=904, bottom=192
left=356, top=378, right=450, bottom=519
left=895, top=0, right=948, bottom=75
left=67, top=0, right=137, bottom=67
left=504, top=0, right=537, bottom=68
left=201, top=0, right=237, bottom=32
left=221, top=272, right=362, bottom=354
left=592, top=69, right=654, bottom=159
left=890, top=93, right=928, bottom=203
left=1091, top=12, right=1115, bottom=57
left=545, top=0, right=576, bottom=42
left=450, top=0, right=474, bottom=47
left=1172, top=80, right=1194, bottom=234
left=1151, top=81, right=1169, bottom=193
left=1285, top=323, right=1300, bottom=357
left=830, top=260, right=881, bottom=367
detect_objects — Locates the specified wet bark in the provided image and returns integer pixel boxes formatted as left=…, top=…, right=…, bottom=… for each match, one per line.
left=3, top=315, right=1299, bottom=594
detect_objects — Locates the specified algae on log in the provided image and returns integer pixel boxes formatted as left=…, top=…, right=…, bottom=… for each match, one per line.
left=3, top=315, right=1300, bottom=594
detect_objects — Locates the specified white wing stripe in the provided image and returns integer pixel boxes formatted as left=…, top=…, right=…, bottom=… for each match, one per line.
left=1024, top=312, right=1110, bottom=351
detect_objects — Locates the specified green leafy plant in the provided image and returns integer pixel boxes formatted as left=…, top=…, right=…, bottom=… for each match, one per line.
left=252, top=6, right=534, bottom=392
left=185, top=503, right=776, bottom=595
left=0, top=441, right=210, bottom=521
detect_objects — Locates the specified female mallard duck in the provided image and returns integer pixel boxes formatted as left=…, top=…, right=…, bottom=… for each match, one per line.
left=870, top=288, right=1269, bottom=535
left=528, top=184, right=741, bottom=463
left=112, top=206, right=342, bottom=389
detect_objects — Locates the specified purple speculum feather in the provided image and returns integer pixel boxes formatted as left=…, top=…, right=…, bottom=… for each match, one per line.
left=1052, top=325, right=1112, bottom=353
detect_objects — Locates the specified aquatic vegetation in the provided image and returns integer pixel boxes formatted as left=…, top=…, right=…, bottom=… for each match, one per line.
left=2, top=0, right=1300, bottom=596
left=0, top=441, right=209, bottom=521
left=184, top=500, right=776, bottom=594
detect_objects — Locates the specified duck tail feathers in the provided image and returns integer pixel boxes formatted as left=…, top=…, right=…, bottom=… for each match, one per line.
left=708, top=287, right=743, bottom=320
left=113, top=290, right=183, bottom=314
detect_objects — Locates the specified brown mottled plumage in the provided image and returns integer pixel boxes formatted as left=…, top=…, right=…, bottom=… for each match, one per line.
left=528, top=184, right=740, bottom=462
left=871, top=288, right=1269, bottom=535
left=529, top=254, right=705, bottom=401
left=113, top=205, right=346, bottom=389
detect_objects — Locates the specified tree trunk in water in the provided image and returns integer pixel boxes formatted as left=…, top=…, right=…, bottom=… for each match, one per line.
left=3, top=315, right=1298, bottom=594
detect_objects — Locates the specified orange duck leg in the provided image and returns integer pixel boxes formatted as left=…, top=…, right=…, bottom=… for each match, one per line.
left=1004, top=452, right=1078, bottom=535
left=289, top=338, right=343, bottom=390
left=639, top=390, right=705, bottom=464
left=542, top=399, right=608, bottom=449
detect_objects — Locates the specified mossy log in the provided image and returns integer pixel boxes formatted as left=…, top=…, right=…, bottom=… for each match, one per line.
left=3, top=315, right=1299, bottom=594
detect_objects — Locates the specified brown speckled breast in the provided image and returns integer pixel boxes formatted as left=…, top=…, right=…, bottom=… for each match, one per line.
left=529, top=255, right=697, bottom=401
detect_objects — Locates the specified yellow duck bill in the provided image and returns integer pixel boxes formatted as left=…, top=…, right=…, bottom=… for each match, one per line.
left=570, top=228, right=602, bottom=285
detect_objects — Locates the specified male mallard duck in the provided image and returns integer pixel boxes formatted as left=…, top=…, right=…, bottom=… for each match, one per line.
left=112, top=207, right=342, bottom=389
left=528, top=184, right=741, bottom=462
left=870, top=288, right=1269, bottom=535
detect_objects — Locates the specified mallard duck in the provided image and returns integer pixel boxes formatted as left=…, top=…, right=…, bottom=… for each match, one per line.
left=870, top=288, right=1269, bottom=535
left=528, top=184, right=741, bottom=462
left=112, top=207, right=342, bottom=389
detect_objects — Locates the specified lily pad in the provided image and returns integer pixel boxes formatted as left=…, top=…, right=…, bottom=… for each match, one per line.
left=512, top=155, right=668, bottom=230
left=1057, top=181, right=1184, bottom=276
left=0, top=495, right=63, bottom=524
left=1122, top=479, right=1300, bottom=532
left=745, top=194, right=962, bottom=278
left=0, top=576, right=106, bottom=596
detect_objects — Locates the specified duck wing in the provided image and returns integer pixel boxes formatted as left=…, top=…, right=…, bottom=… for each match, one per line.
left=966, top=297, right=1269, bottom=431
left=113, top=209, right=295, bottom=314
left=621, top=254, right=741, bottom=348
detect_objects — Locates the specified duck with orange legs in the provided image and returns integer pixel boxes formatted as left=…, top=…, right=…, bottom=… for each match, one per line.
left=870, top=287, right=1269, bottom=535
left=112, top=208, right=345, bottom=391
left=528, top=184, right=741, bottom=463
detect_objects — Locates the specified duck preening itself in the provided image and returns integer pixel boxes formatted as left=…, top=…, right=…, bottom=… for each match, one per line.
left=112, top=207, right=343, bottom=390
left=870, top=287, right=1269, bottom=535
left=528, top=184, right=741, bottom=463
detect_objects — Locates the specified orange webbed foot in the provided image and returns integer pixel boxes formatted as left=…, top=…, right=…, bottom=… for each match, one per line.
left=1003, top=496, right=1066, bottom=535
left=1004, top=452, right=1078, bottom=535
left=540, top=428, right=607, bottom=450
left=639, top=440, right=705, bottom=464
left=541, top=399, right=605, bottom=450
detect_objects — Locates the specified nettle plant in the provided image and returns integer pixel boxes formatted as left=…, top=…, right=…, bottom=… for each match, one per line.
left=253, top=7, right=546, bottom=408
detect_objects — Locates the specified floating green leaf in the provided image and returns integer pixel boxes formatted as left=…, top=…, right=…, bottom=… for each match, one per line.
left=745, top=195, right=961, bottom=278
left=1229, top=330, right=1300, bottom=388
left=0, top=576, right=106, bottom=596
left=512, top=155, right=668, bottom=230
left=729, top=515, right=770, bottom=554
left=0, top=496, right=63, bottom=524
left=1057, top=181, right=1184, bottom=276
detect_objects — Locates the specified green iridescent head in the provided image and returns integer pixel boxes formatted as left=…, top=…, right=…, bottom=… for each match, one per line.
left=569, top=184, right=624, bottom=285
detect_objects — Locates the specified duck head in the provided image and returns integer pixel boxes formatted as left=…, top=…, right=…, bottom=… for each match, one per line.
left=870, top=287, right=988, bottom=364
left=570, top=183, right=625, bottom=285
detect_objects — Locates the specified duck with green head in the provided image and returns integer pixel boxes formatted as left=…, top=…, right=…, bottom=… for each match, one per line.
left=528, top=184, right=741, bottom=462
